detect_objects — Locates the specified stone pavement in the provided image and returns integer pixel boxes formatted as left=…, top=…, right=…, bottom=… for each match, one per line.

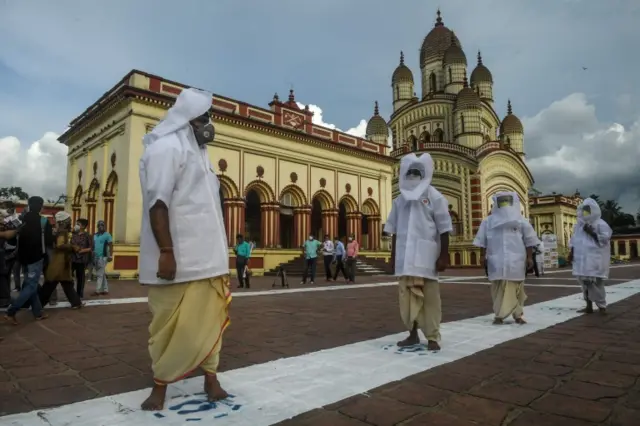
left=281, top=292, right=640, bottom=426
left=0, top=263, right=638, bottom=424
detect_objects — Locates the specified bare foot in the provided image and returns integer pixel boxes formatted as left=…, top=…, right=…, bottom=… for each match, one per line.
left=427, top=340, right=441, bottom=351
left=204, top=374, right=228, bottom=402
left=141, top=384, right=167, bottom=411
left=397, top=333, right=420, bottom=347
left=515, top=317, right=527, bottom=325
left=492, top=317, right=503, bottom=325
left=4, top=315, right=18, bottom=326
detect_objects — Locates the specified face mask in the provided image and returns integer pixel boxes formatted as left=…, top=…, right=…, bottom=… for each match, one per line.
left=498, top=201, right=510, bottom=208
left=193, top=122, right=215, bottom=146
left=582, top=208, right=591, bottom=217
left=74, top=225, right=80, bottom=232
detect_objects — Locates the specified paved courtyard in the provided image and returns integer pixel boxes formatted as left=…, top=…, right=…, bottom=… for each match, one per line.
left=1, top=264, right=639, bottom=425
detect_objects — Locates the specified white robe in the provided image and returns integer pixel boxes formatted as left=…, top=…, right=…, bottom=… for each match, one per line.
left=138, top=88, right=229, bottom=285
left=570, top=208, right=612, bottom=279
left=473, top=217, right=540, bottom=282
left=385, top=186, right=453, bottom=281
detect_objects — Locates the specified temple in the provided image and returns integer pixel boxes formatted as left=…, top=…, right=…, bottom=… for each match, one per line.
left=372, top=10, right=582, bottom=266
left=59, top=71, right=394, bottom=278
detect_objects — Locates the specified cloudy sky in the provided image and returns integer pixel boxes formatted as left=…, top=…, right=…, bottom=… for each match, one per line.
left=0, top=0, right=639, bottom=212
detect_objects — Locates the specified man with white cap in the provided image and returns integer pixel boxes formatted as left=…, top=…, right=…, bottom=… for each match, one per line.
left=139, top=88, right=231, bottom=410
left=473, top=192, right=540, bottom=325
left=39, top=211, right=84, bottom=308
left=384, top=153, right=452, bottom=351
left=568, top=198, right=612, bottom=314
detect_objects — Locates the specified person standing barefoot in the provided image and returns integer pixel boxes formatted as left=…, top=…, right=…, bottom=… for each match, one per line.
left=138, top=88, right=231, bottom=410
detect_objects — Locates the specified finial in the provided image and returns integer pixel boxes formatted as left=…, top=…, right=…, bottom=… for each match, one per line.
left=435, top=8, right=443, bottom=27
left=507, top=99, right=513, bottom=115
left=289, top=89, right=295, bottom=102
left=374, top=101, right=379, bottom=116
left=273, top=92, right=279, bottom=102
left=463, top=75, right=469, bottom=88
left=400, top=51, right=405, bottom=65
left=477, top=50, right=483, bottom=65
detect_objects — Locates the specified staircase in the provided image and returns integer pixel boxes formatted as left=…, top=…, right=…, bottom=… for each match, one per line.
left=265, top=255, right=392, bottom=276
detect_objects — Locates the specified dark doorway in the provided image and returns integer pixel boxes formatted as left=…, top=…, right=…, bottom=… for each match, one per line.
left=361, top=214, right=369, bottom=249
left=338, top=201, right=347, bottom=239
left=311, top=198, right=322, bottom=238
left=245, top=189, right=261, bottom=247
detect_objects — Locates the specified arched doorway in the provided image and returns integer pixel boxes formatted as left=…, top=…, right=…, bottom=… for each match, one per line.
left=361, top=198, right=380, bottom=250
left=311, top=198, right=322, bottom=238
left=338, top=201, right=347, bottom=239
left=245, top=189, right=261, bottom=246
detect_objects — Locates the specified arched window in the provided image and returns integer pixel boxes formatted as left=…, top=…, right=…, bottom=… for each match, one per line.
left=460, top=114, right=465, bottom=133
left=448, top=68, right=453, bottom=84
left=410, top=135, right=418, bottom=151
left=395, top=85, right=399, bottom=100
left=420, top=131, right=430, bottom=143
left=434, top=128, right=444, bottom=142
left=429, top=73, right=436, bottom=93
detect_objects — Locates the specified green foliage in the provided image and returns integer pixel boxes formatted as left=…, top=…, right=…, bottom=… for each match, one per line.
left=0, top=186, right=29, bottom=199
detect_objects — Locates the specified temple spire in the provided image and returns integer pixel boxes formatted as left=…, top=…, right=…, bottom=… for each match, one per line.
left=288, top=88, right=295, bottom=103
left=400, top=51, right=405, bottom=65
left=374, top=101, right=379, bottom=116
left=463, top=75, right=469, bottom=88
left=435, top=8, right=444, bottom=27
left=477, top=50, right=483, bottom=65
left=507, top=99, right=513, bottom=114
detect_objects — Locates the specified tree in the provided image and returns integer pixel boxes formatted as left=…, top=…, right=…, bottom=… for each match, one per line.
left=601, top=199, right=622, bottom=225
left=0, top=186, right=29, bottom=199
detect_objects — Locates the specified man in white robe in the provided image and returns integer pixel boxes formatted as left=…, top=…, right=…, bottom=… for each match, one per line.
left=473, top=192, right=539, bottom=325
left=138, top=88, right=231, bottom=410
left=384, top=153, right=452, bottom=351
left=568, top=198, right=612, bottom=314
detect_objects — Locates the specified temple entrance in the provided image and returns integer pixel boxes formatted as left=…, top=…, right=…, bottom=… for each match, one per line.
left=311, top=198, right=322, bottom=238
left=245, top=189, right=261, bottom=247
left=338, top=201, right=347, bottom=240
left=361, top=213, right=369, bottom=249
left=279, top=192, right=295, bottom=248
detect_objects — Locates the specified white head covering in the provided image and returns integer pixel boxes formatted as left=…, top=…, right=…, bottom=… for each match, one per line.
left=55, top=211, right=71, bottom=223
left=577, top=197, right=601, bottom=225
left=143, top=88, right=213, bottom=147
left=399, top=153, right=434, bottom=201
left=489, top=191, right=522, bottom=229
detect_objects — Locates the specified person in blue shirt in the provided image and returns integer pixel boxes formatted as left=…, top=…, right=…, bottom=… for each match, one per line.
left=234, top=234, right=251, bottom=288
left=300, top=234, right=321, bottom=285
left=92, top=220, right=113, bottom=295
left=332, top=236, right=348, bottom=281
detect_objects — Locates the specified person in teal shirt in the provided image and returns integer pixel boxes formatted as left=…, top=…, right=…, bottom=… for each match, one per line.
left=300, top=235, right=321, bottom=285
left=92, top=220, right=113, bottom=295
left=234, top=234, right=251, bottom=288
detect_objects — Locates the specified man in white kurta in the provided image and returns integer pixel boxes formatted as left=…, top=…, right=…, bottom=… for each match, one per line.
left=138, top=88, right=231, bottom=410
left=384, top=153, right=452, bottom=351
left=473, top=192, right=539, bottom=325
left=568, top=198, right=612, bottom=314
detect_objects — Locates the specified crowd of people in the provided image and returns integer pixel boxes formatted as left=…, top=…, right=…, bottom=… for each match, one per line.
left=0, top=196, right=113, bottom=325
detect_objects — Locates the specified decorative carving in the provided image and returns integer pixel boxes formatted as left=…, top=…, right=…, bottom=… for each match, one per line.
left=78, top=170, right=82, bottom=181
left=283, top=111, right=302, bottom=128
left=367, top=187, right=373, bottom=197
left=256, top=165, right=265, bottom=178
left=345, top=183, right=351, bottom=193
left=319, top=178, right=326, bottom=188
left=110, top=152, right=116, bottom=168
left=218, top=158, right=228, bottom=172
left=290, top=172, right=298, bottom=183
left=93, top=162, right=98, bottom=175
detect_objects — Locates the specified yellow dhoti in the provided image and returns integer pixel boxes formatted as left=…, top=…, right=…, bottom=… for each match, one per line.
left=147, top=275, right=231, bottom=384
left=398, top=276, right=441, bottom=342
left=490, top=280, right=526, bottom=320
